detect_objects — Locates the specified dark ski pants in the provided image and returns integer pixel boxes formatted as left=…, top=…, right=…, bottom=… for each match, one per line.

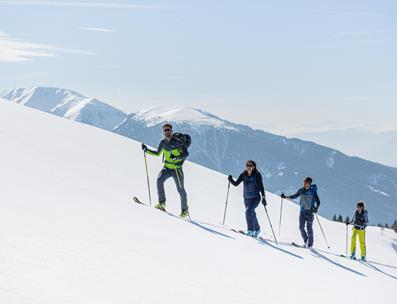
left=244, top=197, right=261, bottom=231
left=157, top=167, right=188, bottom=211
left=299, top=210, right=314, bottom=246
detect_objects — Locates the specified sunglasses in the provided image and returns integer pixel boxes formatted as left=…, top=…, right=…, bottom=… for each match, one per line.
left=246, top=164, right=254, bottom=168
left=163, top=129, right=172, bottom=132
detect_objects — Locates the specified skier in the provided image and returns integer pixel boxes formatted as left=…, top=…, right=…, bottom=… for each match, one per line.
left=228, top=160, right=267, bottom=238
left=141, top=123, right=190, bottom=218
left=347, top=201, right=369, bottom=261
left=281, top=177, right=320, bottom=248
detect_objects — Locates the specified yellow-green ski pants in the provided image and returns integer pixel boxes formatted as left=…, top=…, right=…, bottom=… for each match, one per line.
left=350, top=228, right=366, bottom=257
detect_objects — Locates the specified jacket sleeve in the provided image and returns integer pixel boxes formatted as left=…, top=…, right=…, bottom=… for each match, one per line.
left=288, top=188, right=302, bottom=199
left=230, top=173, right=244, bottom=187
left=178, top=145, right=189, bottom=161
left=350, top=212, right=356, bottom=225
left=256, top=172, right=266, bottom=197
left=314, top=191, right=321, bottom=207
left=146, top=141, right=163, bottom=156
left=364, top=211, right=369, bottom=227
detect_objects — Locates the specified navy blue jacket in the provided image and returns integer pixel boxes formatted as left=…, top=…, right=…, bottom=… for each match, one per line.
left=230, top=170, right=265, bottom=200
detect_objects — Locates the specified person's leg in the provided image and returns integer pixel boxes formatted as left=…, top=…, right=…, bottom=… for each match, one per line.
left=350, top=228, right=358, bottom=257
left=244, top=199, right=255, bottom=232
left=171, top=168, right=188, bottom=211
left=299, top=211, right=308, bottom=244
left=306, top=211, right=314, bottom=247
left=251, top=197, right=261, bottom=232
left=358, top=229, right=366, bottom=258
left=157, top=168, right=171, bottom=204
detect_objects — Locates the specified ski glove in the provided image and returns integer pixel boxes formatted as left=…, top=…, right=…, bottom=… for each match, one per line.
left=261, top=197, right=267, bottom=206
left=228, top=175, right=233, bottom=182
left=141, top=143, right=148, bottom=152
left=281, top=193, right=286, bottom=199
left=312, top=207, right=318, bottom=213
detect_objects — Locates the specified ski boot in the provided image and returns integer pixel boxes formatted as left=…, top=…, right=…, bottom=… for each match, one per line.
left=252, top=230, right=260, bottom=238
left=155, top=202, right=166, bottom=211
left=303, top=240, right=308, bottom=248
left=350, top=254, right=356, bottom=260
left=361, top=256, right=367, bottom=262
left=246, top=230, right=254, bottom=237
left=179, top=209, right=189, bottom=219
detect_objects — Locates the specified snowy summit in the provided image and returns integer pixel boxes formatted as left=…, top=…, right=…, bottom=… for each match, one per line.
left=134, top=105, right=238, bottom=130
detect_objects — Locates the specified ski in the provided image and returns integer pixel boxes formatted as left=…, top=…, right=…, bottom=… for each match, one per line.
left=230, top=229, right=246, bottom=235
left=291, top=242, right=306, bottom=248
left=133, top=196, right=146, bottom=205
left=132, top=196, right=190, bottom=220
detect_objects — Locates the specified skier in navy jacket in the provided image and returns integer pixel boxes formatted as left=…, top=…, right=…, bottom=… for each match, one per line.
left=281, top=177, right=321, bottom=248
left=228, top=160, right=267, bottom=238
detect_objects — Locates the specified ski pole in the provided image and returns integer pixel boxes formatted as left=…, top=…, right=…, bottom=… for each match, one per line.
left=264, top=206, right=278, bottom=246
left=346, top=223, right=349, bottom=256
left=143, top=151, right=152, bottom=206
left=278, top=197, right=284, bottom=236
left=222, top=181, right=231, bottom=225
left=315, top=213, right=330, bottom=248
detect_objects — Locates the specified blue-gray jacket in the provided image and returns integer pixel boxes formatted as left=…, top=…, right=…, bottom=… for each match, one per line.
left=288, top=185, right=321, bottom=212
left=230, top=170, right=265, bottom=200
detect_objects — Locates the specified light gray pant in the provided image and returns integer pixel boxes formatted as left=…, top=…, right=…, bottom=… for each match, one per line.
left=157, top=167, right=188, bottom=211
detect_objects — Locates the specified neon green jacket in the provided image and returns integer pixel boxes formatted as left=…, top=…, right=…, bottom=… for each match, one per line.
left=145, top=136, right=188, bottom=169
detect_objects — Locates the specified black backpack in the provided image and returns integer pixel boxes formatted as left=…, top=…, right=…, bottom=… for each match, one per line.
left=173, top=133, right=191, bottom=152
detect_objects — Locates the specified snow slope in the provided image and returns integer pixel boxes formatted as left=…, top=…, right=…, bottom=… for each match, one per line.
left=0, top=101, right=396, bottom=303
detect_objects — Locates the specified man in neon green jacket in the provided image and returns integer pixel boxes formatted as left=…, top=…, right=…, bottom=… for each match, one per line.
left=142, top=123, right=189, bottom=218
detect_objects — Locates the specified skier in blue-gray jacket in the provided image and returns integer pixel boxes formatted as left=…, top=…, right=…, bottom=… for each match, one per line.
left=281, top=177, right=321, bottom=248
left=228, top=160, right=267, bottom=238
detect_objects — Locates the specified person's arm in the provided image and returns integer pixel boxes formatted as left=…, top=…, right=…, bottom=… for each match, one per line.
left=288, top=189, right=302, bottom=200
left=350, top=212, right=356, bottom=226
left=256, top=172, right=265, bottom=198
left=229, top=173, right=244, bottom=187
left=146, top=141, right=163, bottom=156
left=364, top=211, right=369, bottom=228
left=314, top=191, right=321, bottom=208
left=178, top=146, right=189, bottom=161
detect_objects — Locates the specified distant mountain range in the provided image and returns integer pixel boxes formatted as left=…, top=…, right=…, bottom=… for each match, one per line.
left=1, top=87, right=396, bottom=224
left=293, top=128, right=397, bottom=168
left=0, top=87, right=127, bottom=131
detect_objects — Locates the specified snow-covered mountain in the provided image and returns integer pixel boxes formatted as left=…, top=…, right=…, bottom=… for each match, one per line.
left=293, top=127, right=397, bottom=168
left=0, top=87, right=127, bottom=131
left=115, top=106, right=397, bottom=224
left=1, top=88, right=396, bottom=224
left=0, top=101, right=396, bottom=303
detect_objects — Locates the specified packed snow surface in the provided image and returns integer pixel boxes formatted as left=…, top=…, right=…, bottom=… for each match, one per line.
left=0, top=102, right=396, bottom=304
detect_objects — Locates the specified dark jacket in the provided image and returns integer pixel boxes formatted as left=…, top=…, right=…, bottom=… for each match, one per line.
left=350, top=210, right=369, bottom=230
left=289, top=185, right=320, bottom=212
left=230, top=170, right=265, bottom=200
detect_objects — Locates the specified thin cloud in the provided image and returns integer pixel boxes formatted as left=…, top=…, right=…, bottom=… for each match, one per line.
left=0, top=1, right=173, bottom=9
left=332, top=28, right=397, bottom=38
left=306, top=9, right=388, bottom=17
left=78, top=27, right=114, bottom=33
left=0, top=31, right=94, bottom=62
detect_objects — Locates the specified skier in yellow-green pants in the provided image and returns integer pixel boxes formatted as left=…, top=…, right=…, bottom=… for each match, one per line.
left=348, top=201, right=369, bottom=261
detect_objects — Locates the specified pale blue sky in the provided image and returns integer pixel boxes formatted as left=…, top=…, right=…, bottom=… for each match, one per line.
left=1, top=0, right=396, bottom=134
